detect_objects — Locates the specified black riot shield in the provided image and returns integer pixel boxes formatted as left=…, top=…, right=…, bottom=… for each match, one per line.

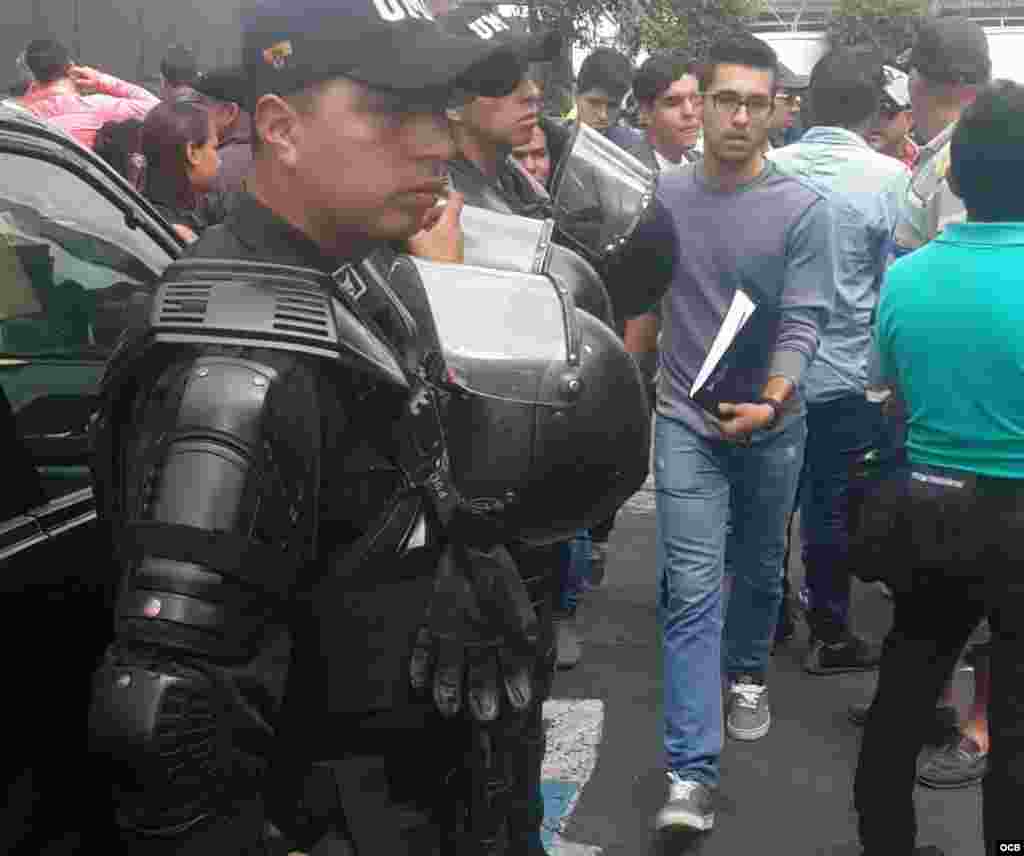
left=385, top=255, right=650, bottom=545
left=461, top=204, right=614, bottom=326
left=549, top=122, right=656, bottom=263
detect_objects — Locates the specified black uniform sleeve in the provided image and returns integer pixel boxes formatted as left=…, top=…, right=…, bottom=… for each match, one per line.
left=601, top=196, right=678, bottom=321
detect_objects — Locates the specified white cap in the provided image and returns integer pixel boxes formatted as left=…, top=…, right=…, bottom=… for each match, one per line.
left=882, top=65, right=910, bottom=110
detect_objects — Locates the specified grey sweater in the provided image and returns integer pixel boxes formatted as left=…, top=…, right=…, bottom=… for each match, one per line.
left=657, top=161, right=836, bottom=439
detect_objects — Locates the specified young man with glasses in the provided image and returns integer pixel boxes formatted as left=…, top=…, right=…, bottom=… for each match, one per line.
left=767, top=90, right=802, bottom=149
left=653, top=35, right=835, bottom=840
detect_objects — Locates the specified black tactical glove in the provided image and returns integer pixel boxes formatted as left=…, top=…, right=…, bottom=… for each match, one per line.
left=410, top=541, right=539, bottom=722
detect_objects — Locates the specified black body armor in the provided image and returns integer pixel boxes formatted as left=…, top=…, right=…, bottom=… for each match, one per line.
left=87, top=230, right=651, bottom=852
left=88, top=255, right=457, bottom=845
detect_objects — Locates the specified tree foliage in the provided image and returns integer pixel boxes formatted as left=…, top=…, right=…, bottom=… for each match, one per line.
left=522, top=0, right=632, bottom=114
left=637, top=0, right=763, bottom=60
left=826, top=0, right=929, bottom=61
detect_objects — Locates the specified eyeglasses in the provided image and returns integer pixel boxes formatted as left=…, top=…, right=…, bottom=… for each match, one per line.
left=708, top=91, right=774, bottom=120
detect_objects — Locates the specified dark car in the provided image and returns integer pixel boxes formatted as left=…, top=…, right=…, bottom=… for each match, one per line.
left=0, top=103, right=183, bottom=854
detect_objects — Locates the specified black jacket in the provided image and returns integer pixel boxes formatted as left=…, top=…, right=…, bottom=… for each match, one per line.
left=448, top=154, right=552, bottom=218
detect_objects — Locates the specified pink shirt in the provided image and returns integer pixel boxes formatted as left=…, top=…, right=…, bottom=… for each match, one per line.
left=20, top=73, right=159, bottom=149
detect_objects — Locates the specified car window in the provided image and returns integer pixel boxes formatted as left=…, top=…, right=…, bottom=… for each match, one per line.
left=0, top=150, right=172, bottom=358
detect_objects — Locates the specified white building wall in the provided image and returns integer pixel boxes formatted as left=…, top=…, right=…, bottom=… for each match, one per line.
left=756, top=28, right=1024, bottom=82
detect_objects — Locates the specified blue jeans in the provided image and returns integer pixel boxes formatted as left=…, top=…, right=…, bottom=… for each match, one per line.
left=559, top=530, right=591, bottom=613
left=655, top=413, right=805, bottom=786
left=799, top=395, right=883, bottom=639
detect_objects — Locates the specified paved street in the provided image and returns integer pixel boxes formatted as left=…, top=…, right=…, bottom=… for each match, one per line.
left=544, top=478, right=986, bottom=856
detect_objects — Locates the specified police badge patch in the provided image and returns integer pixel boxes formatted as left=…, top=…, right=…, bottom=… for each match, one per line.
left=263, top=41, right=293, bottom=70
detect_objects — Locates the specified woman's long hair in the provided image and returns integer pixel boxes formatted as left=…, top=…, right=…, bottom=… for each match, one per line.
left=140, top=100, right=213, bottom=211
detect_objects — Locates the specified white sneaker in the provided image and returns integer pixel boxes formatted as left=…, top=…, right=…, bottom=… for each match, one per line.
left=654, top=773, right=715, bottom=832
left=726, top=676, right=770, bottom=741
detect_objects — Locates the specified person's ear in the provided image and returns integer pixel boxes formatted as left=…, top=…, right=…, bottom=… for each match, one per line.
left=638, top=100, right=653, bottom=127
left=185, top=140, right=203, bottom=170
left=957, top=83, right=980, bottom=110
left=254, top=94, right=303, bottom=168
left=223, top=101, right=241, bottom=125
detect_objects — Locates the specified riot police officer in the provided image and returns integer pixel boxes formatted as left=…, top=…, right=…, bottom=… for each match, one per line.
left=436, top=9, right=677, bottom=853
left=86, top=0, right=549, bottom=853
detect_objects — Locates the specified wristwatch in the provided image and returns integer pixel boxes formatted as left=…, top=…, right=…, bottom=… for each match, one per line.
left=756, top=397, right=782, bottom=429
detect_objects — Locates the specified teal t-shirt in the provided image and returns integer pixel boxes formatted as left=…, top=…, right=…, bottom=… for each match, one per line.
left=877, top=221, right=1024, bottom=478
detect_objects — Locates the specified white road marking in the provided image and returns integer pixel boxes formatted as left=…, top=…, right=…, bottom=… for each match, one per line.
left=622, top=474, right=656, bottom=514
left=542, top=699, right=605, bottom=855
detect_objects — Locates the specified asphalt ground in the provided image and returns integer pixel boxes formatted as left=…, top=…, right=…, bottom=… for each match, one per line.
left=547, top=478, right=987, bottom=856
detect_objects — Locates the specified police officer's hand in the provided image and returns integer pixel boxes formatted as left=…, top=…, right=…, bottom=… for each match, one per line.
left=410, top=541, right=539, bottom=722
left=407, top=190, right=464, bottom=264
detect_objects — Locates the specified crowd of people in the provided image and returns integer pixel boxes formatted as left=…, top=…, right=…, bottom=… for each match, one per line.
left=2, top=2, right=1022, bottom=854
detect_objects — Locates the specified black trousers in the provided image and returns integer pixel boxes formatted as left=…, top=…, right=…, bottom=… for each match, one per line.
left=853, top=465, right=1024, bottom=855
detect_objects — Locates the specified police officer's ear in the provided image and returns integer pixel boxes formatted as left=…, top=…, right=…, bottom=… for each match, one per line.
left=253, top=93, right=305, bottom=168
left=217, top=100, right=241, bottom=128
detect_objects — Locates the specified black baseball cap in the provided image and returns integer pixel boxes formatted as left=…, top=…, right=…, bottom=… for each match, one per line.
left=194, top=0, right=538, bottom=110
left=438, top=6, right=561, bottom=65
left=906, top=16, right=991, bottom=85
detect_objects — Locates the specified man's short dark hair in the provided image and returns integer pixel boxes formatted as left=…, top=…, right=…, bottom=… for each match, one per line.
left=633, top=51, right=700, bottom=106
left=161, top=45, right=199, bottom=87
left=950, top=80, right=1024, bottom=222
left=807, top=47, right=885, bottom=130
left=699, top=35, right=778, bottom=93
left=24, top=39, right=71, bottom=85
left=910, top=16, right=991, bottom=87
left=577, top=48, right=633, bottom=99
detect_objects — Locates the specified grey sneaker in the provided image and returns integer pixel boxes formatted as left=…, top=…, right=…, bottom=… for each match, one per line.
left=726, top=676, right=770, bottom=741
left=554, top=611, right=581, bottom=670
left=654, top=773, right=714, bottom=832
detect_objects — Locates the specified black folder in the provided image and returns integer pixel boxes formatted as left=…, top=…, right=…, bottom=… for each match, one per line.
left=689, top=289, right=759, bottom=417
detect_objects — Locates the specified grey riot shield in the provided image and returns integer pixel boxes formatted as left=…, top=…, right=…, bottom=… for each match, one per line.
left=461, top=204, right=613, bottom=326
left=550, top=122, right=656, bottom=262
left=386, top=255, right=650, bottom=545
left=461, top=204, right=553, bottom=275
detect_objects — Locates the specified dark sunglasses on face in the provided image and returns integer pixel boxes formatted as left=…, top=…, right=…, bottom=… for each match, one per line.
left=880, top=103, right=909, bottom=119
